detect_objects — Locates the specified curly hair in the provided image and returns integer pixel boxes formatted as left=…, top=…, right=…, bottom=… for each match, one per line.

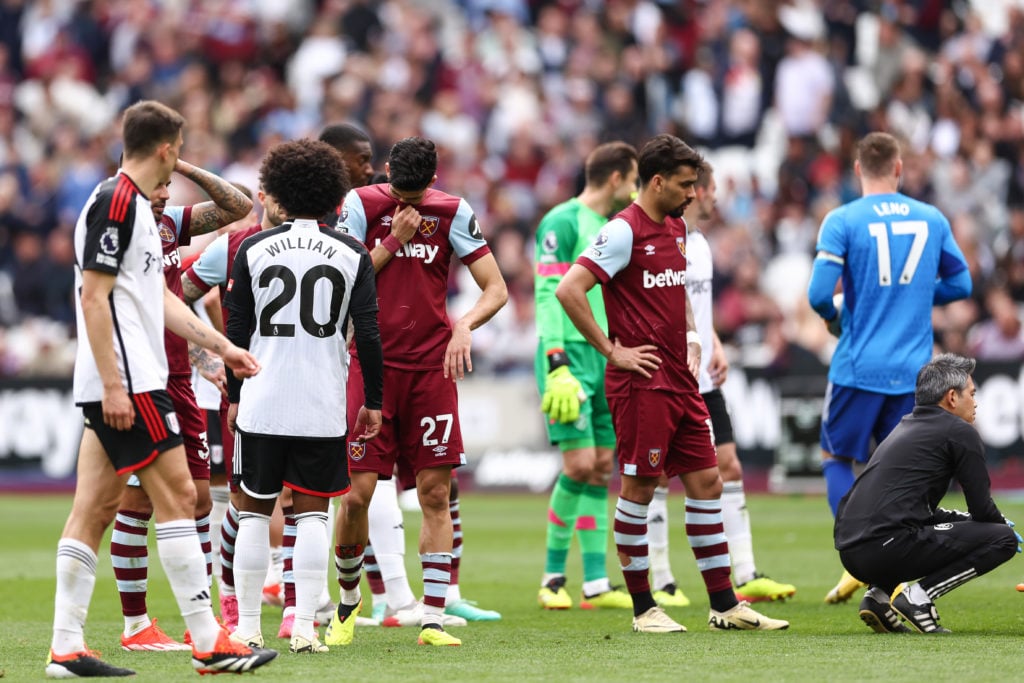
left=259, top=139, right=351, bottom=219
left=387, top=137, right=437, bottom=192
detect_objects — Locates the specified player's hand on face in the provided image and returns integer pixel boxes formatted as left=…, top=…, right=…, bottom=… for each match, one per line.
left=354, top=406, right=382, bottom=442
left=223, top=345, right=260, bottom=378
left=444, top=323, right=473, bottom=381
left=607, top=338, right=661, bottom=379
left=391, top=205, right=421, bottom=244
left=102, top=384, right=135, bottom=431
left=227, top=403, right=238, bottom=435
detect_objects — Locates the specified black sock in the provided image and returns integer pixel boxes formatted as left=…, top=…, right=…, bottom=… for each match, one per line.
left=631, top=591, right=657, bottom=617
left=709, top=588, right=738, bottom=613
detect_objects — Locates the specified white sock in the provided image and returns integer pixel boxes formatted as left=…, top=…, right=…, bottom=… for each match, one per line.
left=722, top=481, right=756, bottom=585
left=154, top=520, right=220, bottom=653
left=647, top=486, right=674, bottom=589
left=266, top=546, right=284, bottom=588
left=446, top=583, right=462, bottom=604
left=368, top=478, right=414, bottom=611
left=52, top=539, right=97, bottom=655
left=209, top=486, right=230, bottom=582
left=293, top=512, right=328, bottom=641
left=123, top=614, right=151, bottom=636
left=379, top=554, right=416, bottom=612
left=233, top=512, right=270, bottom=638
left=582, top=578, right=612, bottom=596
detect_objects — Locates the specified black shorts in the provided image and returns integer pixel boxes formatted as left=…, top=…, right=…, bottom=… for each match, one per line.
left=81, top=390, right=184, bottom=476
left=205, top=409, right=225, bottom=476
left=235, top=430, right=351, bottom=499
left=702, top=388, right=735, bottom=446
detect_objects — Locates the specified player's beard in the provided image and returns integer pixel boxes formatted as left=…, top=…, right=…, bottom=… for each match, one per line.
left=667, top=201, right=689, bottom=219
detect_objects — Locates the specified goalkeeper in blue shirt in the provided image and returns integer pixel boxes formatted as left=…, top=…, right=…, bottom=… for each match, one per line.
left=533, top=142, right=642, bottom=611
left=808, top=131, right=972, bottom=605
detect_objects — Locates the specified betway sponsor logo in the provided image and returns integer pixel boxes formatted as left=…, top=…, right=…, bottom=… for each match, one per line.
left=643, top=268, right=686, bottom=289
left=374, top=238, right=439, bottom=264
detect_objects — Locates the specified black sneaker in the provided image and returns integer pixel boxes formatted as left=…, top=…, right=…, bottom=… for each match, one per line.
left=45, top=649, right=135, bottom=678
left=890, top=585, right=951, bottom=633
left=191, top=627, right=278, bottom=674
left=858, top=587, right=911, bottom=633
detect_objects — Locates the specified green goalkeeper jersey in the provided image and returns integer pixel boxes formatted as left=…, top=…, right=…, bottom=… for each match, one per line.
left=534, top=198, right=608, bottom=353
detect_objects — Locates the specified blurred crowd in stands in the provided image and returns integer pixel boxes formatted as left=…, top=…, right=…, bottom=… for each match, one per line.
left=0, top=0, right=1022, bottom=378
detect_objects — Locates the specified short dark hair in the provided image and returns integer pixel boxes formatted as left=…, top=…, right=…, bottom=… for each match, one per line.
left=259, top=139, right=350, bottom=219
left=319, top=123, right=371, bottom=152
left=857, top=132, right=901, bottom=178
left=387, top=137, right=437, bottom=192
left=915, top=353, right=976, bottom=406
left=585, top=142, right=637, bottom=187
left=637, top=134, right=704, bottom=185
left=695, top=160, right=714, bottom=190
left=122, top=100, right=185, bottom=159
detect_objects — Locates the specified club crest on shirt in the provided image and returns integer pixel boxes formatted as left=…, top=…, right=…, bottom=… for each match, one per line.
left=676, top=237, right=686, bottom=258
left=101, top=227, right=120, bottom=255
left=648, top=448, right=662, bottom=468
left=419, top=215, right=440, bottom=237
left=348, top=441, right=366, bottom=461
left=158, top=222, right=175, bottom=243
left=542, top=232, right=557, bottom=253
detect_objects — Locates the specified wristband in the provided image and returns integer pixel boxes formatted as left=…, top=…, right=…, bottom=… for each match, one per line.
left=686, top=331, right=701, bottom=348
left=547, top=349, right=569, bottom=372
left=381, top=234, right=402, bottom=255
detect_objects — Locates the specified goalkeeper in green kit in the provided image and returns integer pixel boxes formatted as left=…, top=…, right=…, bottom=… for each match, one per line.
left=534, top=142, right=638, bottom=610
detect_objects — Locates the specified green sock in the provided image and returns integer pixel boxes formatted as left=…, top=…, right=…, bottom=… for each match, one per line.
left=578, top=483, right=610, bottom=583
left=545, top=473, right=585, bottom=575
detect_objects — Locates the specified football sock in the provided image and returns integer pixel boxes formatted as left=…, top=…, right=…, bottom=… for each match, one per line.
left=647, top=485, right=675, bottom=589
left=379, top=553, right=416, bottom=612
left=233, top=512, right=270, bottom=638
left=614, top=497, right=654, bottom=616
left=195, top=513, right=212, bottom=586
left=154, top=520, right=220, bottom=653
left=578, top=482, right=610, bottom=585
left=111, top=510, right=151, bottom=631
left=266, top=546, right=283, bottom=592
left=685, top=497, right=735, bottom=610
left=209, top=485, right=229, bottom=582
left=293, top=512, right=329, bottom=641
left=448, top=496, right=463, bottom=603
left=364, top=546, right=385, bottom=597
left=822, top=458, right=855, bottom=517
left=219, top=502, right=239, bottom=595
left=545, top=473, right=585, bottom=576
left=335, top=543, right=364, bottom=605
left=421, top=552, right=452, bottom=615
left=721, top=481, right=756, bottom=585
left=52, top=538, right=96, bottom=655
left=281, top=506, right=297, bottom=610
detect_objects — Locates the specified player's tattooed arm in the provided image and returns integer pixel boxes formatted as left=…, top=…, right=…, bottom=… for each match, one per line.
left=189, top=341, right=227, bottom=395
left=181, top=273, right=208, bottom=306
left=175, top=159, right=253, bottom=235
left=164, top=284, right=260, bottom=378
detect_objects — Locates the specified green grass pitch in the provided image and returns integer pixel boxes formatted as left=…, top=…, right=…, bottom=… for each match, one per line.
left=2, top=492, right=1024, bottom=682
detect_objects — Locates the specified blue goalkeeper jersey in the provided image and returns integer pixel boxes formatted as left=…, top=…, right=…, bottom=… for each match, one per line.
left=815, top=192, right=969, bottom=394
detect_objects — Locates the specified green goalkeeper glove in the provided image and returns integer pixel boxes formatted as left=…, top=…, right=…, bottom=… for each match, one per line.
left=541, top=365, right=584, bottom=424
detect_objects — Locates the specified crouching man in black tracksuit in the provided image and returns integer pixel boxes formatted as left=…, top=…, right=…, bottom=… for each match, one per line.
left=834, top=353, right=1018, bottom=634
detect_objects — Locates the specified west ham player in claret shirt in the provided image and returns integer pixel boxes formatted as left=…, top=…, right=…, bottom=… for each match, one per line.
left=328, top=137, right=508, bottom=647
left=556, top=134, right=789, bottom=635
